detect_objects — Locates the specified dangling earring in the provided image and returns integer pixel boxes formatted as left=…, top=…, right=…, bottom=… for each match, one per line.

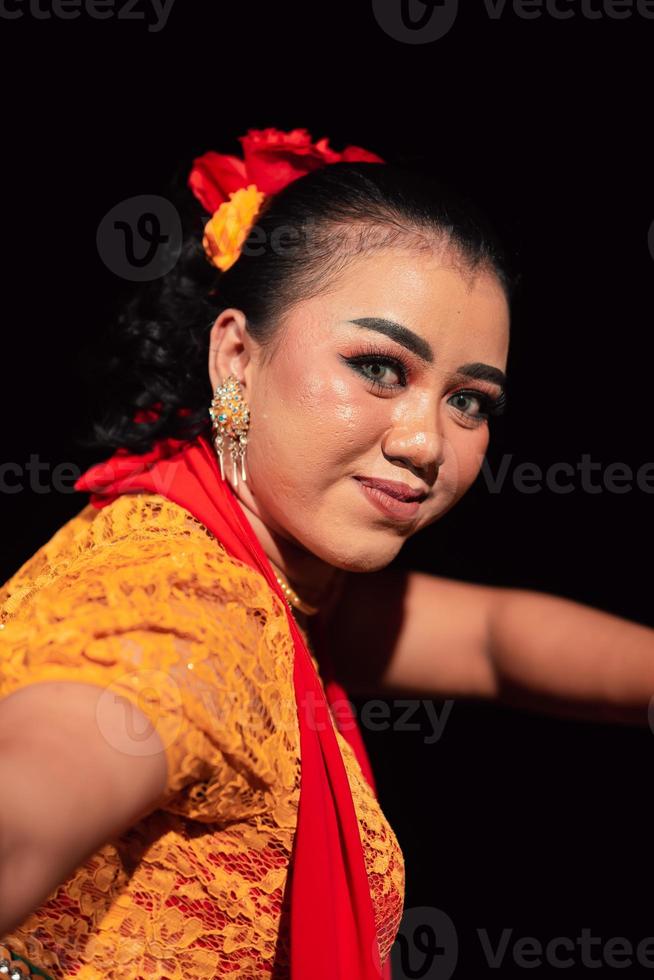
left=208, top=374, right=250, bottom=487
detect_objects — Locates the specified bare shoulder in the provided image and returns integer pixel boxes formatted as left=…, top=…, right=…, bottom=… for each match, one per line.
left=324, top=565, right=506, bottom=700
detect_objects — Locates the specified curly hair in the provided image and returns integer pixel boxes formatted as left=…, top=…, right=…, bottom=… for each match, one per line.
left=77, top=157, right=520, bottom=456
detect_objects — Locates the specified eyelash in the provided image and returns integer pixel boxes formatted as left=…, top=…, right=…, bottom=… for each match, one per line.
left=344, top=344, right=508, bottom=425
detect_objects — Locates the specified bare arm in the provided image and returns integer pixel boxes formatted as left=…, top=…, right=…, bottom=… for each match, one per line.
left=487, top=587, right=654, bottom=727
left=326, top=568, right=654, bottom=726
left=325, top=566, right=501, bottom=700
left=0, top=681, right=169, bottom=935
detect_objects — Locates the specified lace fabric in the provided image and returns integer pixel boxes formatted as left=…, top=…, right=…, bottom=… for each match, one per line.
left=0, top=492, right=405, bottom=979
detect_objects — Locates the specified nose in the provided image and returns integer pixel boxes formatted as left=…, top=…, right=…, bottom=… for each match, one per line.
left=381, top=414, right=446, bottom=480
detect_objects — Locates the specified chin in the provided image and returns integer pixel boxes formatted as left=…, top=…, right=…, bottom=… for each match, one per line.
left=314, top=536, right=403, bottom=574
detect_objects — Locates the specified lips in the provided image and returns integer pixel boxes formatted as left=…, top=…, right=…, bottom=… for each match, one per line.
left=354, top=476, right=428, bottom=502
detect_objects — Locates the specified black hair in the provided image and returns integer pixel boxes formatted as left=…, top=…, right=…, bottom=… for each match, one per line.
left=77, top=156, right=520, bottom=456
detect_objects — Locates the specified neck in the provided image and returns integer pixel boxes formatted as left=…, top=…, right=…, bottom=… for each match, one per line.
left=229, top=483, right=347, bottom=625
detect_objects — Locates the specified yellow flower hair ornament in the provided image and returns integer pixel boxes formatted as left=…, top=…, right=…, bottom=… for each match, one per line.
left=201, top=185, right=266, bottom=273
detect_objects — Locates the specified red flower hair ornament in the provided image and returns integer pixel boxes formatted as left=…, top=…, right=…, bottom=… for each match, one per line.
left=187, top=127, right=385, bottom=272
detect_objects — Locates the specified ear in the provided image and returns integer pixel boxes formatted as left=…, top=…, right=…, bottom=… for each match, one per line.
left=207, top=308, right=254, bottom=396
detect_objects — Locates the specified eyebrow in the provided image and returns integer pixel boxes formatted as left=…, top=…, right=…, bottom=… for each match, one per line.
left=345, top=317, right=507, bottom=390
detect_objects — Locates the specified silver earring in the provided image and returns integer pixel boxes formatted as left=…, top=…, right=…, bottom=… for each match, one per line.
left=208, top=374, right=250, bottom=486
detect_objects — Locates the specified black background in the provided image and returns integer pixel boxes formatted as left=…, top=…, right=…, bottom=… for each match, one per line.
left=1, top=2, right=652, bottom=976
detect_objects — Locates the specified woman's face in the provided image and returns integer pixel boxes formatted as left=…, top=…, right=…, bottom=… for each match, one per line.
left=209, top=247, right=510, bottom=574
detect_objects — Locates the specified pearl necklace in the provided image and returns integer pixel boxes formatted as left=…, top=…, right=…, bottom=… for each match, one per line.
left=272, top=569, right=320, bottom=616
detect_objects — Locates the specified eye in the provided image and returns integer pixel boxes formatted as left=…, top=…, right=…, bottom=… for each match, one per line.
left=343, top=350, right=409, bottom=393
left=448, top=389, right=507, bottom=425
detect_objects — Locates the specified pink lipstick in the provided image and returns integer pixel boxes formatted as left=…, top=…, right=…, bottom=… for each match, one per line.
left=353, top=476, right=427, bottom=521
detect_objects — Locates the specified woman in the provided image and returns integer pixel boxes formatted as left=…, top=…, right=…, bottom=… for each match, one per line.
left=1, top=128, right=652, bottom=980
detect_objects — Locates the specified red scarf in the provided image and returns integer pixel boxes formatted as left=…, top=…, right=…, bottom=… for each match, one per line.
left=74, top=432, right=391, bottom=980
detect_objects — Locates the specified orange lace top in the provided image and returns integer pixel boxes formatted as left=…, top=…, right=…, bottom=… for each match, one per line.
left=0, top=492, right=405, bottom=979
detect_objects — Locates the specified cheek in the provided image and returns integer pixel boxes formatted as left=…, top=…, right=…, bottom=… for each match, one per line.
left=249, top=370, right=371, bottom=486
left=293, top=369, right=376, bottom=441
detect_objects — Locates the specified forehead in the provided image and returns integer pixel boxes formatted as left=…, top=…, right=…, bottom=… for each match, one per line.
left=286, top=248, right=509, bottom=371
left=295, top=248, right=510, bottom=360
